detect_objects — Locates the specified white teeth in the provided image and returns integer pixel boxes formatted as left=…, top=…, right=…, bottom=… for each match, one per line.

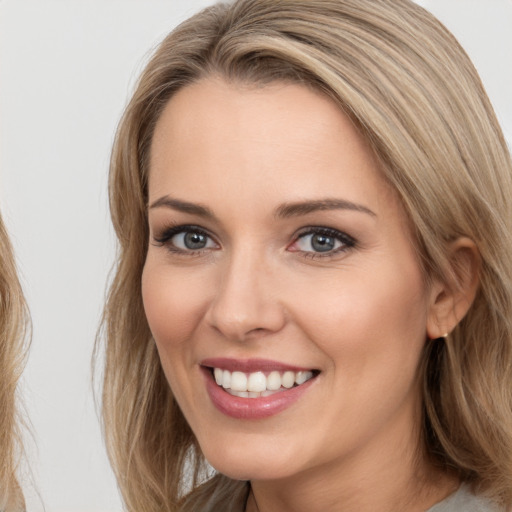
left=230, top=371, right=247, bottom=392
left=267, top=371, right=282, bottom=391
left=212, top=367, right=316, bottom=396
left=214, top=368, right=223, bottom=385
left=295, top=370, right=313, bottom=385
left=247, top=371, right=267, bottom=392
left=222, top=370, right=231, bottom=389
left=282, top=371, right=295, bottom=389
left=227, top=390, right=249, bottom=398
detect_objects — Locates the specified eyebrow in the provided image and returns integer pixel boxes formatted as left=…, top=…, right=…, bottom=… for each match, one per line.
left=274, top=198, right=376, bottom=219
left=149, top=196, right=216, bottom=219
left=149, top=196, right=376, bottom=219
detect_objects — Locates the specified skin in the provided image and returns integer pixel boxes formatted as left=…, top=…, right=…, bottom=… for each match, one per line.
left=142, top=77, right=474, bottom=512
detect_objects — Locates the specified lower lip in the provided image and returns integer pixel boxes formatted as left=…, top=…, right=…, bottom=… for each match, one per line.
left=202, top=367, right=317, bottom=420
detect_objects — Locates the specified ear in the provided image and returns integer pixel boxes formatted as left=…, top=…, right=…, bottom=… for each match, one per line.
left=426, top=237, right=481, bottom=339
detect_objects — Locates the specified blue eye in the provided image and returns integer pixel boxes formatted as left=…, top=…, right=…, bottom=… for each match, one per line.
left=172, top=231, right=215, bottom=250
left=154, top=225, right=217, bottom=253
left=297, top=233, right=339, bottom=252
left=291, top=228, right=355, bottom=256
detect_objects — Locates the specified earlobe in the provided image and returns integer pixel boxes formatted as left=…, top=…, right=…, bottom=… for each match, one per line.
left=426, top=237, right=480, bottom=340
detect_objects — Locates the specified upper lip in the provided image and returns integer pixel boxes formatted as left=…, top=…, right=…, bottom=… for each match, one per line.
left=200, top=357, right=316, bottom=373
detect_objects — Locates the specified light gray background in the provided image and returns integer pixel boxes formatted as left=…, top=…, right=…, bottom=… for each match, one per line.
left=0, top=1, right=510, bottom=511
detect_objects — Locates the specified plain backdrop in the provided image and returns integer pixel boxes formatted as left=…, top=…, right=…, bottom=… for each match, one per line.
left=0, top=1, right=510, bottom=511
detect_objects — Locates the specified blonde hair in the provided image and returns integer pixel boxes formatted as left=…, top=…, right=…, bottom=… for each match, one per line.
left=99, top=0, right=512, bottom=510
left=0, top=213, right=29, bottom=511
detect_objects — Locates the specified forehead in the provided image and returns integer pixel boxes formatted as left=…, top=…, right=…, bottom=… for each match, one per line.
left=148, top=77, right=397, bottom=218
left=150, top=78, right=354, bottom=166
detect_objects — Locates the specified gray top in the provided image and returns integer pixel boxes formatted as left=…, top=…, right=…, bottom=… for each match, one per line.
left=199, top=480, right=502, bottom=512
left=426, top=485, right=501, bottom=512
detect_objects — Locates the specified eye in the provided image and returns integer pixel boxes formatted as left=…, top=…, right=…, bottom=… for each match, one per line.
left=173, top=231, right=215, bottom=250
left=288, top=227, right=355, bottom=256
left=153, top=225, right=218, bottom=253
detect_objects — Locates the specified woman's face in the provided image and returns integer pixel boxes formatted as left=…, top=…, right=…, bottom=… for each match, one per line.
left=143, top=77, right=437, bottom=482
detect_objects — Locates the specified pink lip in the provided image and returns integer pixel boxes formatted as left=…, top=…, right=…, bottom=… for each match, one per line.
left=200, top=363, right=318, bottom=420
left=200, top=357, right=312, bottom=373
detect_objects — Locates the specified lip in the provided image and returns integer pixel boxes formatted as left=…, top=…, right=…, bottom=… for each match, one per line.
left=200, top=357, right=312, bottom=373
left=200, top=360, right=318, bottom=420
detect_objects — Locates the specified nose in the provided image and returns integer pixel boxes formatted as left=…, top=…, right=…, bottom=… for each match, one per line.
left=204, top=248, right=286, bottom=342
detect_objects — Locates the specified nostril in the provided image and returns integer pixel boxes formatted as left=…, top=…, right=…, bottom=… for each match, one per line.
left=247, top=327, right=267, bottom=336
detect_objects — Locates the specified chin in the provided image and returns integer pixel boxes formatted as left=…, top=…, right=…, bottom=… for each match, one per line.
left=210, top=460, right=294, bottom=482
left=200, top=438, right=303, bottom=481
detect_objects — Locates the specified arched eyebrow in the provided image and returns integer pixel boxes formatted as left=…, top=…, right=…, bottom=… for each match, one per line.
left=274, top=199, right=376, bottom=219
left=148, top=196, right=376, bottom=220
left=148, top=196, right=216, bottom=219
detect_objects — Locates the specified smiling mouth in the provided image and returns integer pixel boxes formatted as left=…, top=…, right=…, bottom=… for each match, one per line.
left=207, top=367, right=320, bottom=398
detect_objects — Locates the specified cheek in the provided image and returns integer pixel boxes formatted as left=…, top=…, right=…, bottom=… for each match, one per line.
left=141, top=259, right=212, bottom=413
left=292, top=262, right=429, bottom=375
left=287, top=264, right=430, bottom=452
left=141, top=259, right=208, bottom=349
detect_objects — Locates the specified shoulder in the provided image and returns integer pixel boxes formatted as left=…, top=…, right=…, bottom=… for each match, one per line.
left=427, top=484, right=503, bottom=512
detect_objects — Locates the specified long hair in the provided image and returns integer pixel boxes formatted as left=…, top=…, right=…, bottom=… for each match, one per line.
left=0, top=214, right=29, bottom=511
left=99, top=1, right=512, bottom=510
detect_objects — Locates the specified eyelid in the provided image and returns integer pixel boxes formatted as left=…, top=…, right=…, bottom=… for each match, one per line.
left=152, top=224, right=219, bottom=252
left=288, top=226, right=356, bottom=257
left=154, top=224, right=206, bottom=241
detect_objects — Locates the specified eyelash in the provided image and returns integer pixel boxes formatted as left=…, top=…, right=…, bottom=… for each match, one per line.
left=153, top=224, right=218, bottom=257
left=290, top=227, right=356, bottom=260
left=152, top=224, right=356, bottom=259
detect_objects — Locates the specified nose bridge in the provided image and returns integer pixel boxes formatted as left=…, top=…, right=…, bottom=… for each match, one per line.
left=206, top=240, right=285, bottom=340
